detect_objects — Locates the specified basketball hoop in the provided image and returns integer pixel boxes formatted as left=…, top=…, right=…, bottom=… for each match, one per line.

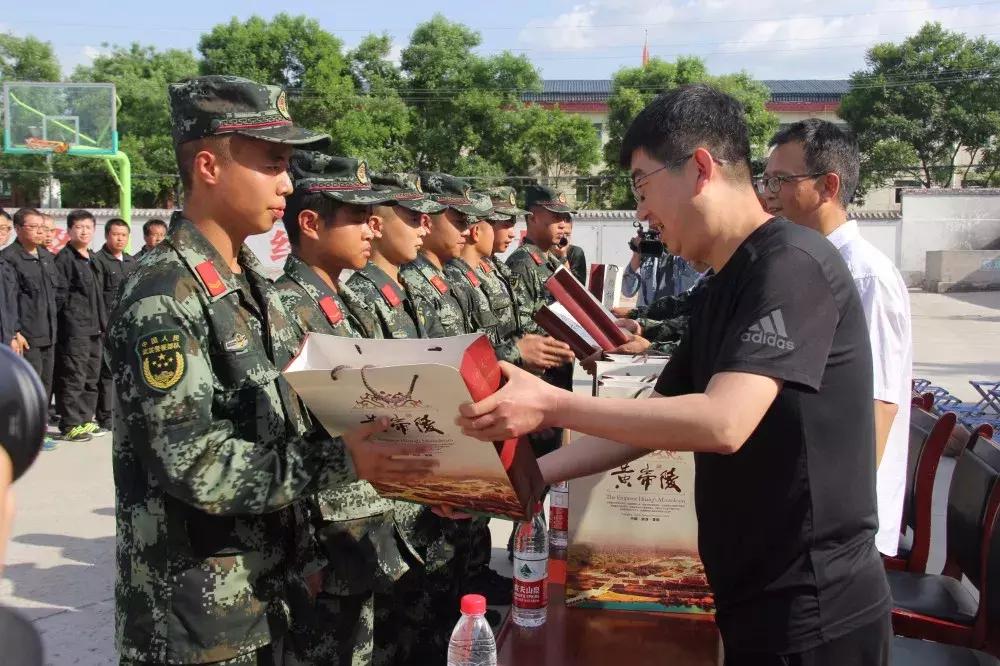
left=23, top=137, right=69, bottom=153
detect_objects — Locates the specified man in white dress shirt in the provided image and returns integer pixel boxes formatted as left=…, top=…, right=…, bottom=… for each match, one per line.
left=761, top=119, right=912, bottom=557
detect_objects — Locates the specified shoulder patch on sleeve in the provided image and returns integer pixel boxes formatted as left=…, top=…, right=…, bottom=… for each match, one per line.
left=137, top=330, right=187, bottom=392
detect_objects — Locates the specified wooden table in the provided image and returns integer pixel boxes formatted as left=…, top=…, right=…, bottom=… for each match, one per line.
left=497, top=556, right=722, bottom=666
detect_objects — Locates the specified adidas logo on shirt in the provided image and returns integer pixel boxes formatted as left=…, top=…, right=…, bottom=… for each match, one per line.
left=741, top=309, right=796, bottom=350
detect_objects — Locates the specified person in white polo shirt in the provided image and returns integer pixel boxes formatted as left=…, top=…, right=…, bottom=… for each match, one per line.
left=761, top=118, right=912, bottom=557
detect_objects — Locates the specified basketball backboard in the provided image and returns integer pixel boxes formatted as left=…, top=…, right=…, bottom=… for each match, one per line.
left=3, top=82, right=117, bottom=156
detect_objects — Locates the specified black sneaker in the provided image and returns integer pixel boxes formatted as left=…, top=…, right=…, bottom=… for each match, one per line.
left=464, top=568, right=513, bottom=606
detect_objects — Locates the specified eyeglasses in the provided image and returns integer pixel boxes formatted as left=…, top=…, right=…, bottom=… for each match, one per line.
left=754, top=173, right=826, bottom=195
left=631, top=153, right=728, bottom=203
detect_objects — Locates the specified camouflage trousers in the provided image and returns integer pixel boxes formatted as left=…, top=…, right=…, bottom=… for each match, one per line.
left=465, top=516, right=493, bottom=578
left=373, top=566, right=461, bottom=666
left=286, top=591, right=374, bottom=666
left=120, top=639, right=285, bottom=666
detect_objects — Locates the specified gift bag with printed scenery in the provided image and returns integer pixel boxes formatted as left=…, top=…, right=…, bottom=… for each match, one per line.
left=284, top=332, right=544, bottom=519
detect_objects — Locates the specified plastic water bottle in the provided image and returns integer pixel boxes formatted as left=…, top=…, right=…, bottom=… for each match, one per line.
left=512, top=502, right=549, bottom=627
left=549, top=482, right=569, bottom=548
left=447, top=594, right=497, bottom=666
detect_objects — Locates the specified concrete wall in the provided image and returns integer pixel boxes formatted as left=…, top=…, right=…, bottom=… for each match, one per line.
left=899, top=190, right=1000, bottom=286
left=925, top=250, right=1000, bottom=292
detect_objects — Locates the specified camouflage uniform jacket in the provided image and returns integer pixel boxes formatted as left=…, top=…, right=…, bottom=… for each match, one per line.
left=505, top=239, right=563, bottom=332
left=274, top=255, right=419, bottom=595
left=345, top=261, right=443, bottom=339
left=443, top=257, right=520, bottom=363
left=399, top=254, right=473, bottom=337
left=107, top=215, right=358, bottom=664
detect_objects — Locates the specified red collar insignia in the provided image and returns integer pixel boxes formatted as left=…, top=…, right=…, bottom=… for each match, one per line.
left=380, top=282, right=403, bottom=307
left=479, top=260, right=492, bottom=273
left=195, top=260, right=226, bottom=297
left=430, top=275, right=449, bottom=294
left=465, top=270, right=481, bottom=287
left=528, top=249, right=543, bottom=265
left=318, top=296, right=344, bottom=326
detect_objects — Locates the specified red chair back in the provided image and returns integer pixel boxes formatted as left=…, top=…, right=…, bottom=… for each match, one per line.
left=892, top=408, right=957, bottom=572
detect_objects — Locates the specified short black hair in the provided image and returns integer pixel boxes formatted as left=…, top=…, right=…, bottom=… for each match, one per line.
left=175, top=135, right=231, bottom=192
left=13, top=208, right=42, bottom=227
left=619, top=84, right=752, bottom=182
left=769, top=119, right=860, bottom=208
left=0, top=209, right=10, bottom=222
left=283, top=191, right=350, bottom=247
left=66, top=209, right=94, bottom=229
left=105, top=218, right=129, bottom=236
left=143, top=219, right=167, bottom=236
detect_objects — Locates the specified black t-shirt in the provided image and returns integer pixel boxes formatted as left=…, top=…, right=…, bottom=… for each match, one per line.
left=654, top=218, right=890, bottom=654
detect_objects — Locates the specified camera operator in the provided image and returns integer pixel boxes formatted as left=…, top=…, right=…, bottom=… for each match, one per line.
left=621, top=222, right=701, bottom=307
left=0, top=346, right=48, bottom=665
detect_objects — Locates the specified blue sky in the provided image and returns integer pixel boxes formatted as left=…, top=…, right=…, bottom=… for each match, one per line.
left=5, top=0, right=1000, bottom=80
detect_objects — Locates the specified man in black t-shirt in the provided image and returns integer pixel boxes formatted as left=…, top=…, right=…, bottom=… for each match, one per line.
left=457, top=85, right=891, bottom=665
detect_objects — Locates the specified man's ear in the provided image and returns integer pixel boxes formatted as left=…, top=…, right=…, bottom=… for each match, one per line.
left=821, top=172, right=842, bottom=205
left=192, top=149, right=223, bottom=187
left=692, top=147, right=718, bottom=196
left=368, top=213, right=384, bottom=239
left=298, top=209, right=322, bottom=242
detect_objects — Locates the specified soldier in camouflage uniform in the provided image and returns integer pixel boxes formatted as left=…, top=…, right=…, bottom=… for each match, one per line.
left=460, top=187, right=575, bottom=372
left=345, top=173, right=444, bottom=340
left=108, top=75, right=418, bottom=666
left=271, top=151, right=424, bottom=666
left=612, top=270, right=713, bottom=356
left=505, top=184, right=577, bottom=461
left=399, top=172, right=487, bottom=338
left=375, top=172, right=503, bottom=664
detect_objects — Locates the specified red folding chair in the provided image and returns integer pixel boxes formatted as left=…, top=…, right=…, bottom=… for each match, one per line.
left=890, top=435, right=1000, bottom=650
left=885, top=407, right=958, bottom=573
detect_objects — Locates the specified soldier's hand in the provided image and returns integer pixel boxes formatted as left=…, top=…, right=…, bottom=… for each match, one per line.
left=432, top=505, right=474, bottom=520
left=616, top=318, right=641, bottom=335
left=613, top=333, right=651, bottom=355
left=517, top=334, right=575, bottom=371
left=10, top=333, right=28, bottom=356
left=342, top=418, right=438, bottom=482
left=611, top=306, right=633, bottom=318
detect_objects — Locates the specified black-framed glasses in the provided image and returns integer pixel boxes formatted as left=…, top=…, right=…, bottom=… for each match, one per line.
left=631, top=153, right=729, bottom=203
left=754, top=173, right=826, bottom=195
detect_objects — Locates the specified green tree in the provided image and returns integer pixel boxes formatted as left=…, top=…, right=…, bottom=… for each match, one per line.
left=69, top=44, right=198, bottom=207
left=399, top=14, right=541, bottom=173
left=598, top=57, right=776, bottom=209
left=839, top=22, right=1000, bottom=192
left=0, top=34, right=61, bottom=205
left=513, top=105, right=602, bottom=187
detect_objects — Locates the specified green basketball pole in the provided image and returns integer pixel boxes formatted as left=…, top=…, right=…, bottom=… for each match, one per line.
left=6, top=90, right=132, bottom=226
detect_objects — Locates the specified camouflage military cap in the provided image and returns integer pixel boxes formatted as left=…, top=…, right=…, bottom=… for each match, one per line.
left=418, top=171, right=493, bottom=218
left=168, top=75, right=330, bottom=148
left=482, top=186, right=527, bottom=219
left=523, top=184, right=577, bottom=214
left=371, top=172, right=446, bottom=214
left=289, top=150, right=393, bottom=204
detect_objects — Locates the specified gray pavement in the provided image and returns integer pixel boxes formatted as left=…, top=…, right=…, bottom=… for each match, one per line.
left=3, top=290, right=999, bottom=665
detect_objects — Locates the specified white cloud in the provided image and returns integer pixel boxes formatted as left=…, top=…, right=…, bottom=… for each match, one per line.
left=387, top=42, right=403, bottom=66
left=516, top=0, right=1000, bottom=78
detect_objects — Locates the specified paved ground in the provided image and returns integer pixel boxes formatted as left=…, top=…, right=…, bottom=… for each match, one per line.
left=3, top=290, right=998, bottom=665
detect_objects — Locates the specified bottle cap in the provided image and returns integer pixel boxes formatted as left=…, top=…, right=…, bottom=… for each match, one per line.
left=461, top=594, right=487, bottom=615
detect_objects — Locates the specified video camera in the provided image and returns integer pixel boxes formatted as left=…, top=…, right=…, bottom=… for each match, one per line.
left=628, top=220, right=664, bottom=257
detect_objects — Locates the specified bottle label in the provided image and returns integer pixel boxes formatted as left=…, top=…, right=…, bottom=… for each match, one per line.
left=513, top=556, right=548, bottom=610
left=549, top=505, right=568, bottom=532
